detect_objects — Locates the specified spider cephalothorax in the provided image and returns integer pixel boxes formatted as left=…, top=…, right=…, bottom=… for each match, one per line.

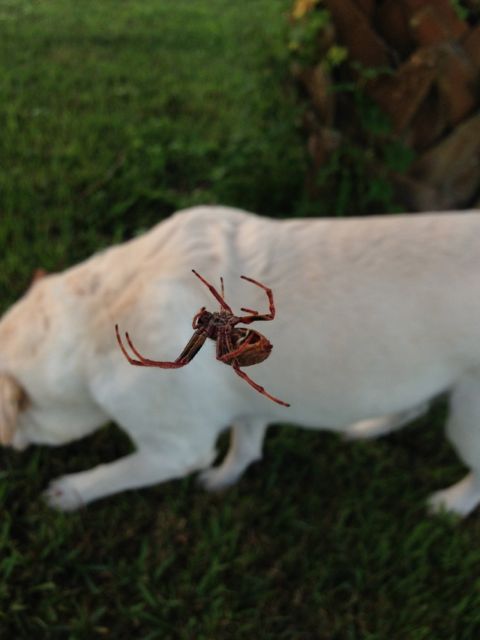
left=115, top=270, right=289, bottom=406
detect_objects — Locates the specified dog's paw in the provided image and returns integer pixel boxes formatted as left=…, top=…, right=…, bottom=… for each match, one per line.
left=427, top=473, right=480, bottom=518
left=43, top=476, right=85, bottom=512
left=197, top=466, right=239, bottom=492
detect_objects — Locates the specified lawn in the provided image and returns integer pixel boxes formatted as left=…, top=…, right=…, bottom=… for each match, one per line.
left=0, top=0, right=305, bottom=298
left=1, top=1, right=480, bottom=638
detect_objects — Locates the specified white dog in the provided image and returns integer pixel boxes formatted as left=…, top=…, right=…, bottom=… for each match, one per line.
left=1, top=206, right=480, bottom=515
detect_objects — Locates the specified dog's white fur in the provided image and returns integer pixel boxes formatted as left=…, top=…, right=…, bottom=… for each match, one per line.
left=1, top=206, right=480, bottom=514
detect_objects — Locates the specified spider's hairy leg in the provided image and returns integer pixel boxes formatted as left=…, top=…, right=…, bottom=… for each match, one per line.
left=215, top=329, right=288, bottom=405
left=125, top=329, right=207, bottom=366
left=192, top=269, right=233, bottom=314
left=176, top=329, right=208, bottom=361
left=115, top=325, right=200, bottom=368
left=192, top=307, right=206, bottom=329
left=232, top=361, right=290, bottom=407
left=237, top=275, right=275, bottom=323
left=217, top=332, right=255, bottom=363
left=215, top=326, right=231, bottom=361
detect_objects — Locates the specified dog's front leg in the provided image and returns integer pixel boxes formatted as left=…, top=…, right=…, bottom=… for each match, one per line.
left=198, top=418, right=268, bottom=491
left=43, top=448, right=212, bottom=511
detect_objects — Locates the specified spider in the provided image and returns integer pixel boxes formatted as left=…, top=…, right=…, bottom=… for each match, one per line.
left=115, top=269, right=290, bottom=407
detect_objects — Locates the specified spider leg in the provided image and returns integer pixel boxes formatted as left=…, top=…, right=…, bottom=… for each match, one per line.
left=217, top=332, right=255, bottom=363
left=236, top=275, right=276, bottom=324
left=231, top=361, right=290, bottom=407
left=115, top=325, right=204, bottom=368
left=214, top=329, right=288, bottom=406
left=215, top=326, right=231, bottom=360
left=220, top=276, right=225, bottom=300
left=192, top=307, right=206, bottom=329
left=192, top=269, right=233, bottom=313
left=176, top=329, right=208, bottom=361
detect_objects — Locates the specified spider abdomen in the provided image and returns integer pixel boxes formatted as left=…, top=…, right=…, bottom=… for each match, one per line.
left=225, top=328, right=272, bottom=367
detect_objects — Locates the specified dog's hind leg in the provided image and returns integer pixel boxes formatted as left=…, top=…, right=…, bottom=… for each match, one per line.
left=343, top=402, right=429, bottom=440
left=429, top=372, right=480, bottom=517
left=198, top=418, right=268, bottom=491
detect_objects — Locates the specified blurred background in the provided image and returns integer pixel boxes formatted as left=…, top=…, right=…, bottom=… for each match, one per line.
left=1, top=1, right=480, bottom=638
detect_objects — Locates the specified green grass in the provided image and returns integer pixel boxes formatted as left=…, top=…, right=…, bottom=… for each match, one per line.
left=2, top=410, right=480, bottom=638
left=2, top=1, right=480, bottom=638
left=0, top=0, right=305, bottom=296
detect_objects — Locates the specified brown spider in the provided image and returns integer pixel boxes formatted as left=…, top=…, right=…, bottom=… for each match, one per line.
left=115, top=269, right=290, bottom=407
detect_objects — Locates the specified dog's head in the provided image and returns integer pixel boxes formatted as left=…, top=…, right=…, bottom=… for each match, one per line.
left=0, top=268, right=109, bottom=450
left=0, top=368, right=107, bottom=450
left=0, top=374, right=28, bottom=448
left=0, top=270, right=48, bottom=449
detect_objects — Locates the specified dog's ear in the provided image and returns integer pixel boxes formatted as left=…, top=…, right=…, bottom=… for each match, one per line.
left=0, top=374, right=27, bottom=446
